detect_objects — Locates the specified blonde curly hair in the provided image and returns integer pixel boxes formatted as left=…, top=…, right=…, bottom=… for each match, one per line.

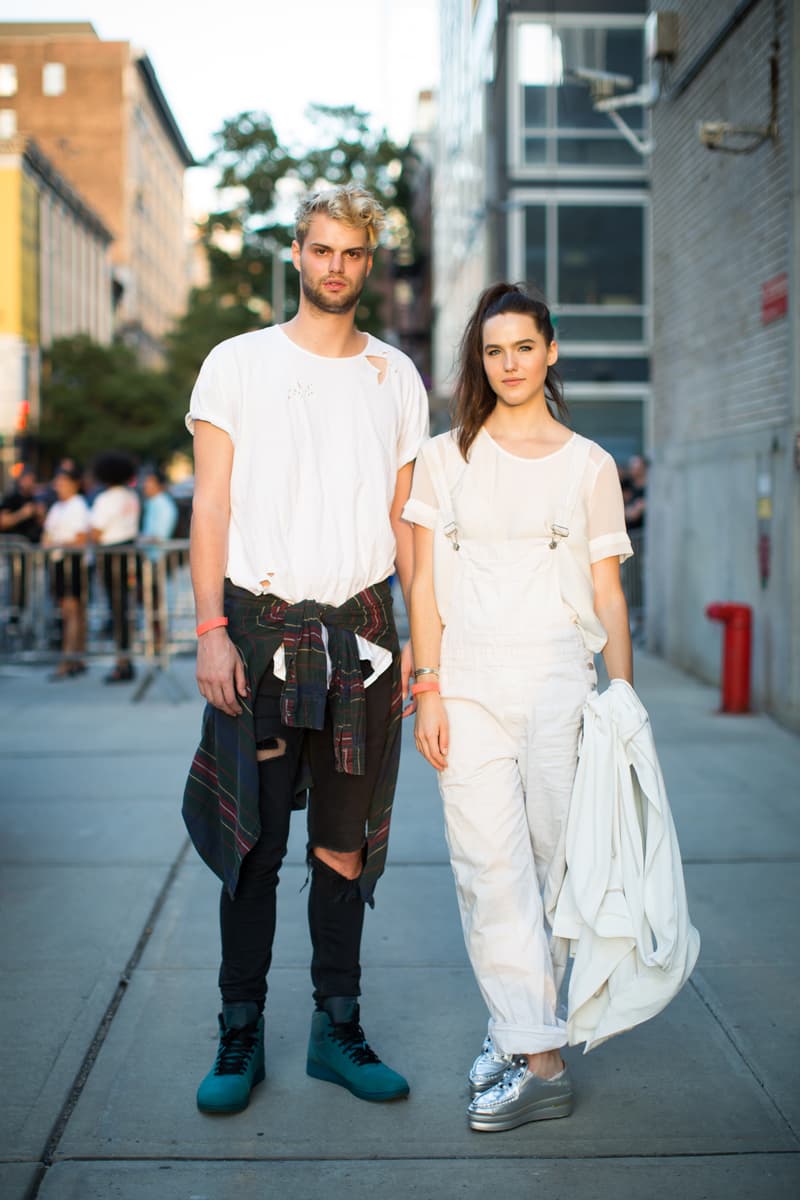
left=294, top=184, right=385, bottom=250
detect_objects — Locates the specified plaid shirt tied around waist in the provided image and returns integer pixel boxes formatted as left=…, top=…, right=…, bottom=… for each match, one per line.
left=182, top=578, right=402, bottom=905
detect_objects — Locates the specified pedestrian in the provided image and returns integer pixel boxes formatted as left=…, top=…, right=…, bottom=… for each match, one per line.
left=139, top=467, right=178, bottom=546
left=0, top=466, right=45, bottom=626
left=137, top=467, right=179, bottom=653
left=41, top=465, right=91, bottom=679
left=89, top=451, right=140, bottom=683
left=404, top=282, right=633, bottom=1132
left=0, top=466, right=45, bottom=543
left=183, top=183, right=429, bottom=1116
left=624, top=454, right=648, bottom=530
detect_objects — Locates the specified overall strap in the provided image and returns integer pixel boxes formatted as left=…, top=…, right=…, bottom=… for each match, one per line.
left=550, top=434, right=593, bottom=546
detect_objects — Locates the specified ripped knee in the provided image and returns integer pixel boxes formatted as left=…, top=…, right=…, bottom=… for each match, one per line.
left=311, top=845, right=364, bottom=881
left=256, top=736, right=287, bottom=762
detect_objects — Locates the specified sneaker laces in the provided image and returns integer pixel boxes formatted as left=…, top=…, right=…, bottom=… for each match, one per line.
left=214, top=1022, right=259, bottom=1076
left=328, top=1019, right=381, bottom=1066
left=493, top=1061, right=527, bottom=1095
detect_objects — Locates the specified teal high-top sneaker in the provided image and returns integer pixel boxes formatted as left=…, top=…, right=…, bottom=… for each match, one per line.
left=196, top=1005, right=265, bottom=1114
left=306, top=997, right=409, bottom=1102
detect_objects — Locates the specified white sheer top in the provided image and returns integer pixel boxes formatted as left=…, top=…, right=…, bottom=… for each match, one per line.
left=402, top=428, right=633, bottom=651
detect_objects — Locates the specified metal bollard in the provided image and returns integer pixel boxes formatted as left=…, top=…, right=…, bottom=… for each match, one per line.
left=705, top=603, right=752, bottom=714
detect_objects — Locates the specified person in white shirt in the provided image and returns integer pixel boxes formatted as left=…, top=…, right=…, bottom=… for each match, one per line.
left=404, top=282, right=633, bottom=1133
left=89, top=452, right=141, bottom=684
left=42, top=465, right=91, bottom=679
left=185, top=185, right=428, bottom=1116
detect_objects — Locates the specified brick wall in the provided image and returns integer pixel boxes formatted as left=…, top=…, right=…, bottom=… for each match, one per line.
left=648, top=0, right=799, bottom=724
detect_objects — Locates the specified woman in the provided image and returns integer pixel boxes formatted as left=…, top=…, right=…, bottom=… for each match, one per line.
left=42, top=465, right=91, bottom=679
left=90, top=452, right=140, bottom=683
left=403, top=283, right=633, bottom=1132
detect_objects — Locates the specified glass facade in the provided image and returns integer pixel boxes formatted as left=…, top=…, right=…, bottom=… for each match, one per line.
left=510, top=12, right=650, bottom=460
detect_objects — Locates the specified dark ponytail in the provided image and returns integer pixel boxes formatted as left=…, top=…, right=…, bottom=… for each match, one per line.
left=451, top=282, right=568, bottom=461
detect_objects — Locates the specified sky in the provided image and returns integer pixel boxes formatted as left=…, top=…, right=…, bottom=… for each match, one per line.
left=4, top=0, right=439, bottom=210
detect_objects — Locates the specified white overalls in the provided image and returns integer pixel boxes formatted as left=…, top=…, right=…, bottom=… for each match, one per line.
left=436, top=435, right=597, bottom=1056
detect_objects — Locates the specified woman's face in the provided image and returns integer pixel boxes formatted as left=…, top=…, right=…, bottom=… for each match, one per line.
left=481, top=312, right=558, bottom=410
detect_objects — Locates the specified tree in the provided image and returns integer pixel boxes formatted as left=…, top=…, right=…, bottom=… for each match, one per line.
left=38, top=336, right=184, bottom=472
left=197, top=104, right=419, bottom=333
left=35, top=106, right=426, bottom=473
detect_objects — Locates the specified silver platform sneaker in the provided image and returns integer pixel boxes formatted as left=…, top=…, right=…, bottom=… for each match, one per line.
left=467, top=1061, right=573, bottom=1132
left=468, top=1035, right=516, bottom=1097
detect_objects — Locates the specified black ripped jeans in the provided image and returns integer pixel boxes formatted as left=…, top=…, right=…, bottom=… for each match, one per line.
left=218, top=661, right=393, bottom=1013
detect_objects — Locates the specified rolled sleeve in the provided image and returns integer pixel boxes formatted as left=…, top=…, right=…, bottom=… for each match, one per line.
left=589, top=531, right=633, bottom=565
left=186, top=345, right=239, bottom=442
left=402, top=443, right=438, bottom=528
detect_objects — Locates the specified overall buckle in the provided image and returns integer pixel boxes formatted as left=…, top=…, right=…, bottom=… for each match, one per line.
left=549, top=523, right=569, bottom=549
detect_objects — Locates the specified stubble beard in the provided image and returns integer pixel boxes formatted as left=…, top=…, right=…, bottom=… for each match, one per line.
left=300, top=272, right=366, bottom=316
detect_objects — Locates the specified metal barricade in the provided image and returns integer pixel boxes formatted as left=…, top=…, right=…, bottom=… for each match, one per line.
left=0, top=537, right=194, bottom=700
left=621, top=527, right=646, bottom=644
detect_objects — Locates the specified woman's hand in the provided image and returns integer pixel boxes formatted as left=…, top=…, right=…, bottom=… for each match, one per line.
left=414, top=691, right=449, bottom=770
left=400, top=639, right=416, bottom=716
left=196, top=627, right=248, bottom=716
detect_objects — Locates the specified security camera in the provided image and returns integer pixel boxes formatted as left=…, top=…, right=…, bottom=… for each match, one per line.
left=566, top=67, right=634, bottom=99
left=698, top=121, right=731, bottom=149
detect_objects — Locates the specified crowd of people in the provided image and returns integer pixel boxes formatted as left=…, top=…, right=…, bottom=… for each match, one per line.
left=0, top=453, right=179, bottom=682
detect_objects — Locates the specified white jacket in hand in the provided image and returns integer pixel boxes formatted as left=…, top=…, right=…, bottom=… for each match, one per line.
left=553, top=679, right=701, bottom=1052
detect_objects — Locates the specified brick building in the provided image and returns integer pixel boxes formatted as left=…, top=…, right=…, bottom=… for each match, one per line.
left=647, top=0, right=799, bottom=727
left=0, top=22, right=194, bottom=362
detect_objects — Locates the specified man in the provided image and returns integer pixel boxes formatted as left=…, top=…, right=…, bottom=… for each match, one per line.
left=183, top=184, right=428, bottom=1115
left=0, top=466, right=45, bottom=624
left=0, top=466, right=44, bottom=543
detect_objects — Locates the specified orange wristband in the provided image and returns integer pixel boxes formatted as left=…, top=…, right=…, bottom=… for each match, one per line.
left=196, top=616, right=228, bottom=637
left=410, top=679, right=440, bottom=696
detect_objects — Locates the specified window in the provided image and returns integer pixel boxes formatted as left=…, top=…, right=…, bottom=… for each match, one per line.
left=568, top=398, right=644, bottom=462
left=513, top=194, right=649, bottom=348
left=43, top=63, right=66, bottom=96
left=558, top=205, right=643, bottom=306
left=513, top=16, right=647, bottom=174
left=0, top=64, right=17, bottom=97
left=0, top=109, right=17, bottom=138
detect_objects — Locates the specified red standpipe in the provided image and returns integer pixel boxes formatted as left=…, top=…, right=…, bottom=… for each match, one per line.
left=705, top=603, right=752, bottom=714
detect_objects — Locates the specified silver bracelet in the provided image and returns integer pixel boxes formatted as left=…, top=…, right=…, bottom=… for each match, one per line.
left=414, top=666, right=440, bottom=678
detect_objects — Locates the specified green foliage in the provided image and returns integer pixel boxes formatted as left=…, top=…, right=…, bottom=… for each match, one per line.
left=162, top=289, right=263, bottom=411
left=199, top=104, right=419, bottom=334
left=36, top=106, right=423, bottom=470
left=38, top=336, right=183, bottom=471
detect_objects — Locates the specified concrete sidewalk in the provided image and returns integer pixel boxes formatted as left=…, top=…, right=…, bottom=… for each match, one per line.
left=0, top=651, right=798, bottom=1200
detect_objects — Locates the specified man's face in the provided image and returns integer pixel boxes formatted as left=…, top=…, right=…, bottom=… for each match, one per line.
left=143, top=475, right=160, bottom=498
left=292, top=214, right=373, bottom=315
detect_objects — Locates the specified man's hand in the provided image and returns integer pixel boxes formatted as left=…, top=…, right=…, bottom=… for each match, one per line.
left=400, top=643, right=419, bottom=715
left=196, top=628, right=248, bottom=716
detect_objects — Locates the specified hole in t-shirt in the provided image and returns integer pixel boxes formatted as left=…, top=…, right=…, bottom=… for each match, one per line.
left=366, top=355, right=388, bottom=385
left=260, top=572, right=275, bottom=589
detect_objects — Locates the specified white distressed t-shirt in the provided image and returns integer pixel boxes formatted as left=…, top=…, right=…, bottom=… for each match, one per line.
left=187, top=324, right=429, bottom=677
